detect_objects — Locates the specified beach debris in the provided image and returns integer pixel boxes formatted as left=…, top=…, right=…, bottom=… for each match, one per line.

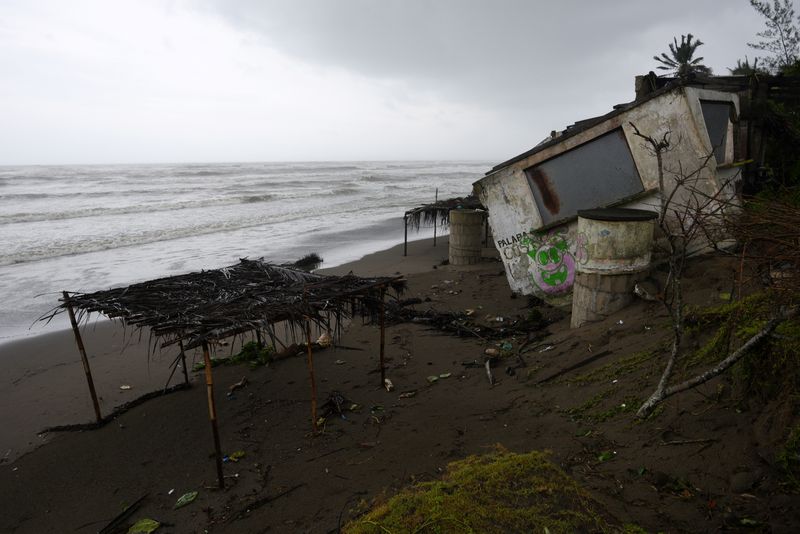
left=485, top=359, right=495, bottom=385
left=128, top=518, right=160, bottom=534
left=439, top=373, right=452, bottom=379
left=119, top=385, right=132, bottom=390
left=227, top=377, right=248, bottom=397
left=464, top=308, right=475, bottom=316
left=98, top=494, right=148, bottom=534
left=167, top=489, right=175, bottom=495
left=461, top=359, right=482, bottom=368
left=505, top=366, right=516, bottom=377
left=229, top=450, right=246, bottom=462
left=501, top=342, right=513, bottom=351
left=426, top=375, right=439, bottom=384
left=384, top=378, right=394, bottom=392
left=538, top=345, right=554, bottom=353
left=316, top=332, right=333, bottom=347
left=398, top=391, right=417, bottom=399
left=320, top=391, right=350, bottom=420
left=616, top=320, right=624, bottom=325
left=485, top=348, right=500, bottom=357
left=334, top=359, right=346, bottom=365
left=173, top=490, right=199, bottom=509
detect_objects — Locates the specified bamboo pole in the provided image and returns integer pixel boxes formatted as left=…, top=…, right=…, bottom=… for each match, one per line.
left=379, top=287, right=386, bottom=387
left=305, top=319, right=318, bottom=433
left=433, top=188, right=438, bottom=247
left=179, top=340, right=189, bottom=386
left=403, top=213, right=408, bottom=257
left=202, top=341, right=225, bottom=489
left=63, top=291, right=102, bottom=423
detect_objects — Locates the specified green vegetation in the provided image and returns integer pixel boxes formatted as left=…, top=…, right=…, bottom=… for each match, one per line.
left=344, top=448, right=618, bottom=533
left=570, top=350, right=657, bottom=385
left=191, top=341, right=275, bottom=371
left=653, top=34, right=712, bottom=77
left=778, top=423, right=800, bottom=489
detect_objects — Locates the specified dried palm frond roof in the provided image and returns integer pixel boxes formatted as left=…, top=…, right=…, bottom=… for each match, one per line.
left=404, top=195, right=485, bottom=231
left=42, top=259, right=405, bottom=349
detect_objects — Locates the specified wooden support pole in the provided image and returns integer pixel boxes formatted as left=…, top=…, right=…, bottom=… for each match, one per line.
left=179, top=340, right=189, bottom=386
left=433, top=188, right=438, bottom=247
left=202, top=341, right=225, bottom=489
left=403, top=213, right=408, bottom=257
left=63, top=291, right=102, bottom=423
left=305, top=319, right=318, bottom=433
left=379, top=287, right=386, bottom=387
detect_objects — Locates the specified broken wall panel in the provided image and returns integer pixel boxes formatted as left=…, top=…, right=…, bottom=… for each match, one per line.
left=700, top=100, right=734, bottom=164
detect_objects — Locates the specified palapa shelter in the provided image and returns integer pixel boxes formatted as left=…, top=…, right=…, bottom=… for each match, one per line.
left=43, top=258, right=404, bottom=488
left=402, top=194, right=486, bottom=255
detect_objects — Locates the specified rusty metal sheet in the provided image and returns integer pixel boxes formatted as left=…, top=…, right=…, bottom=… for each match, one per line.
left=524, top=129, right=643, bottom=226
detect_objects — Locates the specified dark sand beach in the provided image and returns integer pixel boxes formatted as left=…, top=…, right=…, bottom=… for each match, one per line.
left=2, top=237, right=800, bottom=533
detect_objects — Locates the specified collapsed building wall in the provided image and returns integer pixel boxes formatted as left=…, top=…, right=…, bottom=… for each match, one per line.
left=474, top=84, right=741, bottom=300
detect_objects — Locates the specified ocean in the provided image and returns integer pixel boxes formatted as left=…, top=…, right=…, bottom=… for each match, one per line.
left=0, top=161, right=491, bottom=343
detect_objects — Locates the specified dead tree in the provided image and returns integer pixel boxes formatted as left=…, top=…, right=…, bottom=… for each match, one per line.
left=629, top=122, right=793, bottom=418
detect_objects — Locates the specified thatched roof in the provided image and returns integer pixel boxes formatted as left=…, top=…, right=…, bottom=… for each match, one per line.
left=43, top=259, right=405, bottom=350
left=404, top=195, right=485, bottom=231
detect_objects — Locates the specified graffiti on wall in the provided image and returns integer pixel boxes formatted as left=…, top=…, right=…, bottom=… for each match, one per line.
left=521, top=230, right=587, bottom=294
left=495, top=228, right=588, bottom=295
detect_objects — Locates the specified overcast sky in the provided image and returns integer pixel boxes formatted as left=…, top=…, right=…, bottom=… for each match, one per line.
left=0, top=0, right=775, bottom=165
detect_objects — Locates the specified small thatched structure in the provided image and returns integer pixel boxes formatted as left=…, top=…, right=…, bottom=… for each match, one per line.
left=43, top=258, right=404, bottom=488
left=402, top=195, right=487, bottom=255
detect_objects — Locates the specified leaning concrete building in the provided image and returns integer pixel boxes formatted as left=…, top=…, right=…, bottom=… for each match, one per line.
left=474, top=75, right=748, bottom=301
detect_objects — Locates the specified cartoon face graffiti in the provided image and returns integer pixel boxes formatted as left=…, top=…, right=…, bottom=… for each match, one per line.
left=529, top=235, right=576, bottom=294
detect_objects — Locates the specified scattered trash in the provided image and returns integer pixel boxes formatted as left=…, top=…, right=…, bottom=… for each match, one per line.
left=168, top=488, right=175, bottom=495
left=644, top=325, right=652, bottom=331
left=398, top=391, right=416, bottom=399
left=538, top=345, right=554, bottom=353
left=612, top=379, right=618, bottom=384
left=119, top=385, right=132, bottom=390
left=384, top=378, right=394, bottom=392
left=597, top=451, right=616, bottom=462
left=173, top=490, right=198, bottom=509
left=505, top=366, right=516, bottom=377
left=227, top=377, right=248, bottom=397
left=316, top=332, right=333, bottom=347
left=464, top=309, right=475, bottom=316
left=494, top=316, right=504, bottom=322
left=321, top=391, right=350, bottom=420
left=438, top=373, right=452, bottom=379
left=616, top=320, right=624, bottom=325
left=349, top=403, right=360, bottom=411
left=484, top=348, right=500, bottom=357
left=485, top=359, right=495, bottom=385
left=500, top=342, right=513, bottom=351
left=426, top=375, right=439, bottom=384
left=334, top=359, right=346, bottom=365
left=228, top=450, right=246, bottom=462
left=719, top=292, right=732, bottom=301
left=128, top=518, right=160, bottom=533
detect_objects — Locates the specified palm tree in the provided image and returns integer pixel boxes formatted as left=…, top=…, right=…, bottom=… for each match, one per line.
left=728, top=56, right=766, bottom=75
left=653, top=34, right=713, bottom=77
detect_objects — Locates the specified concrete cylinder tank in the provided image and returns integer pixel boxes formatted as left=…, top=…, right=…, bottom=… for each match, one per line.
left=449, top=209, right=484, bottom=266
left=571, top=208, right=657, bottom=328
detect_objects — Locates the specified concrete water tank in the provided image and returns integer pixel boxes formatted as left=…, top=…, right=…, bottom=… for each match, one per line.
left=448, top=209, right=484, bottom=265
left=571, top=208, right=657, bottom=328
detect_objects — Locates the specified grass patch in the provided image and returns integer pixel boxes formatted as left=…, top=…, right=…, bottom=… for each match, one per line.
left=570, top=351, right=657, bottom=385
left=778, top=423, right=800, bottom=491
left=192, top=341, right=275, bottom=371
left=344, top=447, right=618, bottom=533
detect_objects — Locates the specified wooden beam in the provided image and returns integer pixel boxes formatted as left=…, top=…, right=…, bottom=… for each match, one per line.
left=379, top=287, right=386, bottom=387
left=63, top=291, right=101, bottom=423
left=202, top=341, right=225, bottom=489
left=305, top=319, right=318, bottom=433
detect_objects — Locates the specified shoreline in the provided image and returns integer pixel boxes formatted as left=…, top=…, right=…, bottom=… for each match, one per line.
left=0, top=235, right=452, bottom=464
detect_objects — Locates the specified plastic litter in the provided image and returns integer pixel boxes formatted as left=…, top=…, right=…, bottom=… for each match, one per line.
left=128, top=518, right=160, bottom=533
left=426, top=375, right=439, bottom=384
left=229, top=450, right=246, bottom=462
left=438, top=373, right=452, bottom=379
left=119, top=385, right=132, bottom=390
left=173, top=490, right=198, bottom=509
left=398, top=391, right=416, bottom=399
left=334, top=359, right=346, bottom=365
left=316, top=332, right=333, bottom=347
left=384, top=378, right=394, bottom=392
